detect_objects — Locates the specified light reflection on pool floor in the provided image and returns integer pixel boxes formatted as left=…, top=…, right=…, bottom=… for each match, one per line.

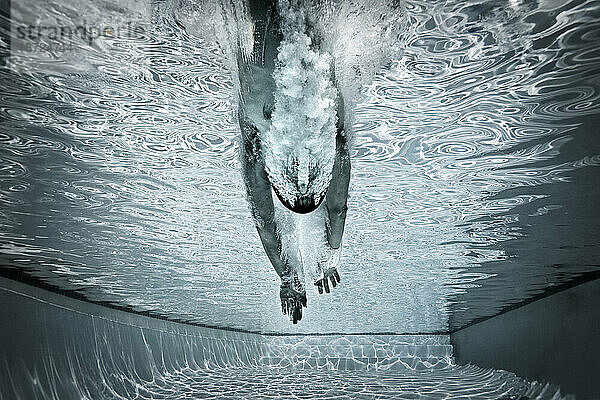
left=75, top=365, right=569, bottom=400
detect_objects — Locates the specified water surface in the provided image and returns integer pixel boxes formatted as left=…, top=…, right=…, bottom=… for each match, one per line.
left=1, top=0, right=599, bottom=334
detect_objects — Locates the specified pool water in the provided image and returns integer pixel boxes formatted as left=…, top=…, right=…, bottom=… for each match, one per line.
left=2, top=0, right=599, bottom=335
left=0, top=0, right=599, bottom=397
left=0, top=279, right=573, bottom=399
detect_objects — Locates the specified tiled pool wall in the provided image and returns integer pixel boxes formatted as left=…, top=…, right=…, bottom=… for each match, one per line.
left=261, top=335, right=452, bottom=370
left=0, top=277, right=453, bottom=399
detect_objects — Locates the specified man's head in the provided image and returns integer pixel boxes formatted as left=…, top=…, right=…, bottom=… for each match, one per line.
left=265, top=143, right=334, bottom=214
left=270, top=149, right=329, bottom=213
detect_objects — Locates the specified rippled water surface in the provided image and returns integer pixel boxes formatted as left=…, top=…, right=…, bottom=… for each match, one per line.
left=1, top=0, right=599, bottom=333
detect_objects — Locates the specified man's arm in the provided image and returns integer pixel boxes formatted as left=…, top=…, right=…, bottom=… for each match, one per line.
left=314, top=131, right=348, bottom=294
left=241, top=122, right=291, bottom=280
left=325, top=132, right=351, bottom=249
left=324, top=88, right=351, bottom=249
left=242, top=121, right=306, bottom=322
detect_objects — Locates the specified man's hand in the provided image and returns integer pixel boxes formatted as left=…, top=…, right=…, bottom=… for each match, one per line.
left=314, top=267, right=341, bottom=294
left=280, top=277, right=307, bottom=324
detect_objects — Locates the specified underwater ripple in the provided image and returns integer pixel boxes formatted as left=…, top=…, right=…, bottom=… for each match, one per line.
left=0, top=0, right=599, bottom=334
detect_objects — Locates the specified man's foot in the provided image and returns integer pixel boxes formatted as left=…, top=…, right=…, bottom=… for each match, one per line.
left=314, top=267, right=341, bottom=294
left=280, top=276, right=307, bottom=324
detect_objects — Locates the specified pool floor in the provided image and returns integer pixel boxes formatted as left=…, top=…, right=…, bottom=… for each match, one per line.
left=96, top=365, right=566, bottom=400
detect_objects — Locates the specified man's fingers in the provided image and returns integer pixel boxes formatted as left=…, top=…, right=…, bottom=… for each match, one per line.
left=314, top=268, right=341, bottom=295
left=334, top=269, right=341, bottom=283
left=315, top=280, right=323, bottom=294
left=292, top=304, right=300, bottom=324
left=330, top=274, right=337, bottom=288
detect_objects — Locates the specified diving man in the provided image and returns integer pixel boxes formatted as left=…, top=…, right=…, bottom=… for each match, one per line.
left=237, top=0, right=350, bottom=323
